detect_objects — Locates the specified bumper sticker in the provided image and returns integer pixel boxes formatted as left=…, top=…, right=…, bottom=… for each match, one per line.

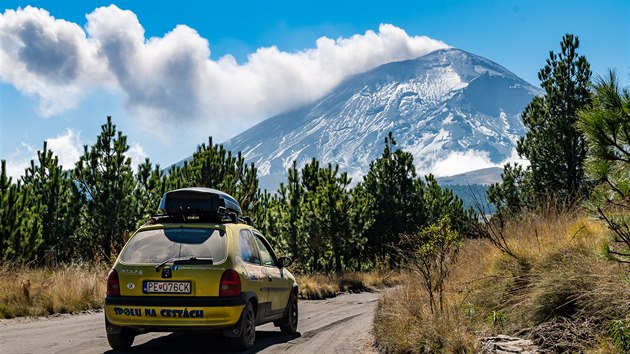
left=112, top=307, right=204, bottom=318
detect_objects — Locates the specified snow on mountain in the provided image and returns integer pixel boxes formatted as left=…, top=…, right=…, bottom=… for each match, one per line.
left=222, top=48, right=542, bottom=190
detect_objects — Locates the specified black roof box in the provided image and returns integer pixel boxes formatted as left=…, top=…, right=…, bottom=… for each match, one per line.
left=158, top=188, right=241, bottom=217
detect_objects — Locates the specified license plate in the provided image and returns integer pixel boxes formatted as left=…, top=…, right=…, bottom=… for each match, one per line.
left=144, top=281, right=191, bottom=294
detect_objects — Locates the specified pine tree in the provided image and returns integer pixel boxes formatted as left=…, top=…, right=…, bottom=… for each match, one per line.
left=22, top=142, right=82, bottom=262
left=276, top=161, right=303, bottom=261
left=298, top=159, right=328, bottom=272
left=487, top=163, right=531, bottom=218
left=0, top=161, right=44, bottom=262
left=316, top=163, right=352, bottom=273
left=289, top=159, right=357, bottom=272
left=270, top=158, right=370, bottom=272
left=578, top=71, right=630, bottom=262
left=347, top=182, right=374, bottom=270
left=516, top=34, right=592, bottom=203
left=73, top=117, right=137, bottom=260
left=164, top=161, right=196, bottom=191
left=133, top=158, right=165, bottom=227
left=422, top=175, right=475, bottom=236
left=249, top=189, right=277, bottom=245
left=361, top=132, right=423, bottom=266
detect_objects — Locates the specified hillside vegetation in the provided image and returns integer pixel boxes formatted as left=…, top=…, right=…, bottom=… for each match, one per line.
left=374, top=210, right=629, bottom=352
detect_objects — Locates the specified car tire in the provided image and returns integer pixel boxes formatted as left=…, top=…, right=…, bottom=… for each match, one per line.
left=279, top=294, right=298, bottom=334
left=231, top=301, right=256, bottom=349
left=106, top=329, right=134, bottom=350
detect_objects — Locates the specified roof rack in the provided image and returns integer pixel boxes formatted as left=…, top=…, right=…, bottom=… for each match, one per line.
left=148, top=211, right=252, bottom=225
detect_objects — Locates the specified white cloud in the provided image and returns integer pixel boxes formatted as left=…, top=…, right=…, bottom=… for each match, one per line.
left=431, top=150, right=496, bottom=177
left=3, top=130, right=83, bottom=180
left=127, top=141, right=149, bottom=170
left=1, top=5, right=448, bottom=135
left=0, top=6, right=112, bottom=116
left=46, top=129, right=83, bottom=170
left=430, top=149, right=530, bottom=177
left=4, top=142, right=36, bottom=180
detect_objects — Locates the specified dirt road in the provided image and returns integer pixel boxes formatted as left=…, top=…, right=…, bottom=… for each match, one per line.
left=0, top=291, right=380, bottom=354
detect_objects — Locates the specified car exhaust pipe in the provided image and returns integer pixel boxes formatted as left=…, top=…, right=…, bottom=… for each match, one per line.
left=223, top=325, right=241, bottom=338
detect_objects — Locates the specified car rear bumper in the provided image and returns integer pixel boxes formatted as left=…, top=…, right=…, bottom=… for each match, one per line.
left=104, top=295, right=245, bottom=328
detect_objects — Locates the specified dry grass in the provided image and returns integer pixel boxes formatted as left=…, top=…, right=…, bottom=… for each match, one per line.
left=472, top=213, right=629, bottom=329
left=296, top=271, right=404, bottom=299
left=296, top=273, right=340, bottom=299
left=0, top=264, right=108, bottom=319
left=374, top=211, right=630, bottom=353
left=374, top=274, right=477, bottom=353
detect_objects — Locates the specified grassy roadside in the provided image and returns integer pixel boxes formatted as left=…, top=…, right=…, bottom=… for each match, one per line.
left=297, top=271, right=405, bottom=299
left=373, top=211, right=630, bottom=353
left=0, top=264, right=108, bottom=319
left=0, top=263, right=400, bottom=319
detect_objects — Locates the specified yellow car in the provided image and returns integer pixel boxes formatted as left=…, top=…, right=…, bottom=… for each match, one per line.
left=104, top=188, right=298, bottom=350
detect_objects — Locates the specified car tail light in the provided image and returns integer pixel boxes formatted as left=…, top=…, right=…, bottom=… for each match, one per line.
left=219, top=269, right=241, bottom=297
left=107, top=269, right=120, bottom=296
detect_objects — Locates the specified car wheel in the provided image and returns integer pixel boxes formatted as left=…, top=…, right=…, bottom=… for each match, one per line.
left=279, top=294, right=298, bottom=334
left=106, top=329, right=135, bottom=350
left=231, top=301, right=256, bottom=349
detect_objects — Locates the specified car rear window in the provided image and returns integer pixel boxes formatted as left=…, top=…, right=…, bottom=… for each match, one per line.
left=120, top=228, right=227, bottom=264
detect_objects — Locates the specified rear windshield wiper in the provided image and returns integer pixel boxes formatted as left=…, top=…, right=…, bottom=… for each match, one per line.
left=155, top=257, right=213, bottom=272
left=155, top=258, right=175, bottom=272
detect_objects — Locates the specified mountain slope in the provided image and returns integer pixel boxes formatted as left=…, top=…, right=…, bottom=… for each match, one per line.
left=223, top=48, right=541, bottom=190
left=436, top=167, right=504, bottom=186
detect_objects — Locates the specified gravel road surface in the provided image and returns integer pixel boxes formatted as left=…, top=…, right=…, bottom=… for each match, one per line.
left=0, top=291, right=380, bottom=354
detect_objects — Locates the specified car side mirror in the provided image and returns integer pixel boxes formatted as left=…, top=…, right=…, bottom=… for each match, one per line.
left=278, top=256, right=293, bottom=268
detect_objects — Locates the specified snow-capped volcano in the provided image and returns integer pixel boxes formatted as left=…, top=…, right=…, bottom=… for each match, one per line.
left=222, top=48, right=542, bottom=190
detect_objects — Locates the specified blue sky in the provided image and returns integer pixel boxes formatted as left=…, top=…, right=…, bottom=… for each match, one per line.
left=1, top=0, right=628, bottom=179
